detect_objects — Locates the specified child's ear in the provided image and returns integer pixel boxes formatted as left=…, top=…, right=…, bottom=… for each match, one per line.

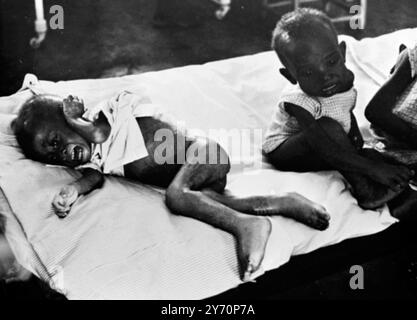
left=279, top=68, right=297, bottom=85
left=339, top=41, right=347, bottom=61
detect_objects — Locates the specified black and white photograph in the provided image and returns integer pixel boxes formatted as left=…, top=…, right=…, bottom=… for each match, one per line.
left=1, top=0, right=417, bottom=305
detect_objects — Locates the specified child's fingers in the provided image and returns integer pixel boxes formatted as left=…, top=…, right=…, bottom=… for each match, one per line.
left=53, top=201, right=66, bottom=212
left=53, top=201, right=70, bottom=215
left=54, top=195, right=66, bottom=206
left=55, top=210, right=69, bottom=218
left=53, top=196, right=71, bottom=211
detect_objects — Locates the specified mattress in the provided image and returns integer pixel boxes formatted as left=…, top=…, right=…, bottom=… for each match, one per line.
left=0, top=28, right=416, bottom=299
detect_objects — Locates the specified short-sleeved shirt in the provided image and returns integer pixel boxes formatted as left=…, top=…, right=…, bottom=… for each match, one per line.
left=392, top=43, right=417, bottom=128
left=262, top=85, right=357, bottom=153
left=76, top=91, right=162, bottom=176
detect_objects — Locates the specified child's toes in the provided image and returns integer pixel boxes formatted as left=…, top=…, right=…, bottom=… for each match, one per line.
left=310, top=211, right=330, bottom=230
left=318, top=215, right=330, bottom=230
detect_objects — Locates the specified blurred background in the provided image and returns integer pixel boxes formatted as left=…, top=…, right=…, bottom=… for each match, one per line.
left=1, top=0, right=417, bottom=96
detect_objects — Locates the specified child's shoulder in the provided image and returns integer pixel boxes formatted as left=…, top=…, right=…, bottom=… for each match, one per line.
left=278, top=85, right=320, bottom=114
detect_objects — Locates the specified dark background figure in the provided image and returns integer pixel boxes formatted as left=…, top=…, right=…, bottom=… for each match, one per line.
left=0, top=0, right=35, bottom=96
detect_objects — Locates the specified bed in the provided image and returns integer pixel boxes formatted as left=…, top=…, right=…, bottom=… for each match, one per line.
left=1, top=28, right=416, bottom=300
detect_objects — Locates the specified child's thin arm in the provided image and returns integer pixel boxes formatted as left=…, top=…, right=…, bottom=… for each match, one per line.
left=285, top=103, right=412, bottom=189
left=63, top=95, right=111, bottom=144
left=52, top=168, right=104, bottom=217
left=365, top=50, right=417, bottom=147
left=71, top=168, right=104, bottom=195
left=285, top=103, right=375, bottom=173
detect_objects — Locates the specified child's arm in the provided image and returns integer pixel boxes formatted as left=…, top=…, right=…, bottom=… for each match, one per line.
left=52, top=168, right=104, bottom=217
left=285, top=103, right=411, bottom=189
left=365, top=47, right=417, bottom=148
left=63, top=95, right=111, bottom=144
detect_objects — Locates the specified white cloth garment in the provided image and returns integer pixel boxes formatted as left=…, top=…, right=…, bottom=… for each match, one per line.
left=76, top=91, right=161, bottom=176
left=262, top=85, right=357, bottom=153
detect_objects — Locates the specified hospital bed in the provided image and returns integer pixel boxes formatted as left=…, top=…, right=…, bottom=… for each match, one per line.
left=1, top=28, right=416, bottom=300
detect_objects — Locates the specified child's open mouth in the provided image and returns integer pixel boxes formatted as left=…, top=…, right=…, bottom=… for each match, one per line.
left=69, top=145, right=84, bottom=162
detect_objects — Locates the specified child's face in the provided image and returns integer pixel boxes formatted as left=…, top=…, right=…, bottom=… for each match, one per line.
left=280, top=29, right=354, bottom=97
left=31, top=117, right=91, bottom=167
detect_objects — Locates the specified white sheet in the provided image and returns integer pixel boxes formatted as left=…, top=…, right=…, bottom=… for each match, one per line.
left=1, top=28, right=415, bottom=300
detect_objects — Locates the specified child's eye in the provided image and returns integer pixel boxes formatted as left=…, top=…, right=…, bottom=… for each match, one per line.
left=328, top=57, right=339, bottom=66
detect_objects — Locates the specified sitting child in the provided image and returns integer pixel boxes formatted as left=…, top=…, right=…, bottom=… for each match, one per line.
left=263, top=8, right=413, bottom=210
left=12, top=90, right=330, bottom=281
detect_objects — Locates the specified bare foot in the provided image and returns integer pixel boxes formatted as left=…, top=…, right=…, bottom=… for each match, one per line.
left=345, top=172, right=404, bottom=210
left=389, top=187, right=417, bottom=221
left=255, top=193, right=330, bottom=231
left=358, top=187, right=401, bottom=210
left=235, top=216, right=272, bottom=282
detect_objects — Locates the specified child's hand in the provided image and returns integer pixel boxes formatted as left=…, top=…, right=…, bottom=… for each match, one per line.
left=369, top=163, right=413, bottom=192
left=63, top=95, right=85, bottom=120
left=52, top=185, right=79, bottom=218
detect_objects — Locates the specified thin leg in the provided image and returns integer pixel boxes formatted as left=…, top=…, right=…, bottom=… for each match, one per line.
left=266, top=117, right=401, bottom=209
left=165, top=139, right=329, bottom=281
left=202, top=188, right=330, bottom=230
left=165, top=144, right=271, bottom=282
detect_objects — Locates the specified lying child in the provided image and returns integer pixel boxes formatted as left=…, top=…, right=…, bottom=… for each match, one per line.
left=12, top=91, right=330, bottom=281
left=263, top=8, right=413, bottom=210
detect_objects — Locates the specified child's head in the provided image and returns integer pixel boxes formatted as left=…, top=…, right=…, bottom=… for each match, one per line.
left=272, top=8, right=354, bottom=97
left=12, top=95, right=91, bottom=167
